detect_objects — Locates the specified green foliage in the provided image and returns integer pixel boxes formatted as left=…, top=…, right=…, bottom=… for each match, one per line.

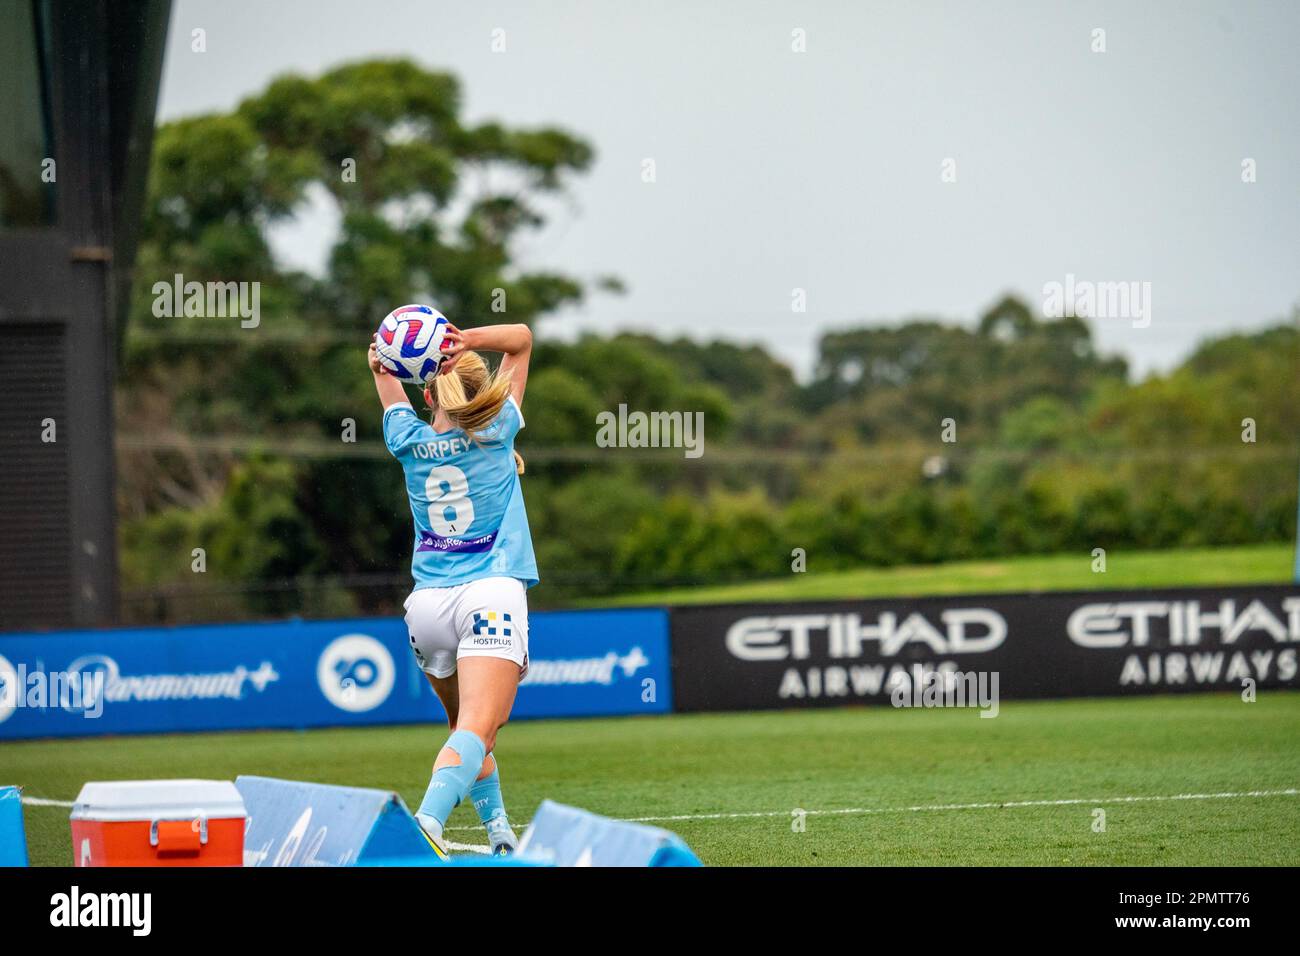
left=614, top=490, right=784, bottom=589
left=122, top=457, right=321, bottom=617
left=116, top=60, right=1300, bottom=622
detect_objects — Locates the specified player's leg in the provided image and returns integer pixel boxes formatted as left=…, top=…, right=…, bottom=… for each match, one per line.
left=467, top=747, right=516, bottom=854
left=423, top=670, right=515, bottom=851
left=455, top=655, right=522, bottom=854
left=426, top=672, right=459, bottom=729
left=449, top=655, right=519, bottom=753
left=405, top=589, right=467, bottom=857
left=454, top=577, right=528, bottom=852
left=415, top=656, right=517, bottom=847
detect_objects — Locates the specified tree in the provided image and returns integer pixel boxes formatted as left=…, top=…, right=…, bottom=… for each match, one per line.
left=119, top=60, right=604, bottom=612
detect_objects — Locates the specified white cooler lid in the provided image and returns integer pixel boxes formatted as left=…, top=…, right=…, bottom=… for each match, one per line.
left=71, top=779, right=246, bottom=822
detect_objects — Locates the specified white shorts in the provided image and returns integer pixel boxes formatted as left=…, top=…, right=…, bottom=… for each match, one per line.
left=403, top=576, right=530, bottom=680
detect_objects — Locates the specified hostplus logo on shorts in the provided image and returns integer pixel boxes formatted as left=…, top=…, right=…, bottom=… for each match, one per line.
left=471, top=612, right=513, bottom=647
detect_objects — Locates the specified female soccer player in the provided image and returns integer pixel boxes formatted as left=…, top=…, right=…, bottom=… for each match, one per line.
left=368, top=320, right=536, bottom=858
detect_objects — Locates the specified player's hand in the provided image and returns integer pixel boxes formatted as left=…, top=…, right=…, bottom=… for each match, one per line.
left=438, top=323, right=467, bottom=376
left=367, top=342, right=386, bottom=376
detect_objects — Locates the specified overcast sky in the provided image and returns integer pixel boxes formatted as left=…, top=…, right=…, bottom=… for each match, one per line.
left=157, top=0, right=1299, bottom=380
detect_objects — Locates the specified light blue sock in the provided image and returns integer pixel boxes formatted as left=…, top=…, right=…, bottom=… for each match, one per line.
left=417, top=729, right=487, bottom=830
left=469, top=753, right=508, bottom=825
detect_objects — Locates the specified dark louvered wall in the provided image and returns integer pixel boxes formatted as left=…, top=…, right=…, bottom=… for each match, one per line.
left=0, top=1, right=170, bottom=630
left=0, top=324, right=73, bottom=629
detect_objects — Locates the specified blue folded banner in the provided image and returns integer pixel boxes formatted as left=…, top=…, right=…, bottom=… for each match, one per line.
left=0, top=786, right=29, bottom=866
left=0, top=608, right=670, bottom=739
left=517, top=799, right=702, bottom=867
left=237, top=775, right=437, bottom=866
left=357, top=854, right=550, bottom=867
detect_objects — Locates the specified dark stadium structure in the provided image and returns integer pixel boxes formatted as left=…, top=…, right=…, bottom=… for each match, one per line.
left=0, top=1, right=171, bottom=629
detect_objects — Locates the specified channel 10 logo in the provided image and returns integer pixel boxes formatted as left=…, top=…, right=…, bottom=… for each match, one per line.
left=316, top=634, right=396, bottom=713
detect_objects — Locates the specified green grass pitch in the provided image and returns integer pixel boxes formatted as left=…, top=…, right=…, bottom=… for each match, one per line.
left=585, top=543, right=1294, bottom=607
left=8, top=691, right=1299, bottom=866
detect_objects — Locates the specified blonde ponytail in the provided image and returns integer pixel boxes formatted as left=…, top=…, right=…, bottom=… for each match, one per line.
left=429, top=351, right=524, bottom=474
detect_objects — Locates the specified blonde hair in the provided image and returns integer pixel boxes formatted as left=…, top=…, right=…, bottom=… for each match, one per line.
left=427, top=351, right=524, bottom=474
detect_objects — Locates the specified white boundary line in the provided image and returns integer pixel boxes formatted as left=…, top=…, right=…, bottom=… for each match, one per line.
left=24, top=787, right=1298, bottom=838
left=446, top=786, right=1300, bottom=831
left=446, top=841, right=490, bottom=854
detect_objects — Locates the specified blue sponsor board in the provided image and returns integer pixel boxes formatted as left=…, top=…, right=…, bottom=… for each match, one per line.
left=236, top=776, right=438, bottom=867
left=0, top=608, right=669, bottom=739
left=0, top=786, right=29, bottom=866
left=518, top=799, right=702, bottom=867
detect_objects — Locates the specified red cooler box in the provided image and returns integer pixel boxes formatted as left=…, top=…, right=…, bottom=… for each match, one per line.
left=70, top=779, right=245, bottom=867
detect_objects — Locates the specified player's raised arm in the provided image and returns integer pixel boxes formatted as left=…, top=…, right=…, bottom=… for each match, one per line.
left=368, top=342, right=410, bottom=409
left=441, top=323, right=532, bottom=408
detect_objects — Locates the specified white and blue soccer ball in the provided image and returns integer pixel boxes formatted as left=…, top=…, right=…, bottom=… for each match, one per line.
left=374, top=304, right=450, bottom=384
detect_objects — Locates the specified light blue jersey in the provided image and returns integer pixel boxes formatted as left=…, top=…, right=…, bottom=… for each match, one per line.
left=383, top=396, right=538, bottom=590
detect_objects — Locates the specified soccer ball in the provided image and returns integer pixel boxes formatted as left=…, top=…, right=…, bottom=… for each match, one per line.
left=374, top=304, right=450, bottom=384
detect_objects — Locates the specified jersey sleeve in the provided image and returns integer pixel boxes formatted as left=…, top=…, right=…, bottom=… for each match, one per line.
left=382, top=402, right=432, bottom=458
left=479, top=395, right=524, bottom=445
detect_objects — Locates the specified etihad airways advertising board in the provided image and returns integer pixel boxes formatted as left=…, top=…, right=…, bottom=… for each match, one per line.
left=669, top=586, right=1300, bottom=712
